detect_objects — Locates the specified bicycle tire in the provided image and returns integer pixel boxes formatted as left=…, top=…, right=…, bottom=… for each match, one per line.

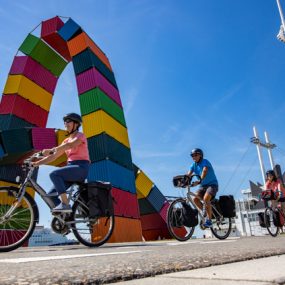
left=167, top=198, right=195, bottom=241
left=71, top=200, right=115, bottom=247
left=0, top=188, right=38, bottom=252
left=264, top=207, right=279, bottom=237
left=210, top=216, right=232, bottom=240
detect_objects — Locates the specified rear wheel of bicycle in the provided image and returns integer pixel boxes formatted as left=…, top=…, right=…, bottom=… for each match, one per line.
left=71, top=200, right=115, bottom=247
left=264, top=207, right=279, bottom=237
left=167, top=198, right=195, bottom=241
left=0, top=188, right=37, bottom=252
left=210, top=216, right=232, bottom=240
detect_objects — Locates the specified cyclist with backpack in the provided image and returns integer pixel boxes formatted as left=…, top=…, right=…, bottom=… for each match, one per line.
left=187, top=148, right=218, bottom=228
left=32, top=113, right=90, bottom=213
left=265, top=170, right=285, bottom=215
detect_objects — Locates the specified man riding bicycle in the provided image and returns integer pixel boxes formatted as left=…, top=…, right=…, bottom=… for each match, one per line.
left=187, top=148, right=218, bottom=228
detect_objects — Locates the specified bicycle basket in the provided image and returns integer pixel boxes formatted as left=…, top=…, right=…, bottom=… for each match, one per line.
left=173, top=175, right=190, bottom=188
left=261, top=190, right=276, bottom=201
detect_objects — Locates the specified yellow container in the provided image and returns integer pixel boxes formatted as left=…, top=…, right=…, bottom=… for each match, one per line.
left=135, top=170, right=153, bottom=199
left=48, top=129, right=67, bottom=166
left=3, top=75, right=52, bottom=111
left=82, top=110, right=130, bottom=148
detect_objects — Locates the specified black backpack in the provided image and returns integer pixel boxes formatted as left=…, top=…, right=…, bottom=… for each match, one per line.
left=87, top=181, right=114, bottom=218
left=181, top=202, right=198, bottom=227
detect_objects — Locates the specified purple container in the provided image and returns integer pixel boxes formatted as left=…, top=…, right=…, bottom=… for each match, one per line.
left=9, top=56, right=58, bottom=94
left=76, top=67, right=122, bottom=107
left=31, top=128, right=57, bottom=150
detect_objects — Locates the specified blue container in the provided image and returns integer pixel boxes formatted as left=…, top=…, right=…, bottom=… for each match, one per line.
left=88, top=160, right=136, bottom=194
left=138, top=198, right=157, bottom=215
left=0, top=164, right=38, bottom=183
left=58, top=18, right=82, bottom=41
left=147, top=185, right=166, bottom=212
left=0, top=114, right=35, bottom=130
left=73, top=48, right=117, bottom=88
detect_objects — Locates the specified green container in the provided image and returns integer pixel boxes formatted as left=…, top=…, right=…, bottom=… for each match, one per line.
left=79, top=88, right=126, bottom=127
left=19, top=34, right=68, bottom=77
left=138, top=198, right=157, bottom=215
left=1, top=128, right=32, bottom=154
left=88, top=133, right=133, bottom=170
left=73, top=48, right=117, bottom=88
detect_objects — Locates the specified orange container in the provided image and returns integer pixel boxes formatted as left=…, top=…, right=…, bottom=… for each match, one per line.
left=67, top=32, right=112, bottom=71
left=107, top=216, right=143, bottom=243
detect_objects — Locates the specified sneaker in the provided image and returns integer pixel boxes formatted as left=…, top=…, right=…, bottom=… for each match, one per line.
left=203, top=219, right=212, bottom=228
left=52, top=203, right=72, bottom=213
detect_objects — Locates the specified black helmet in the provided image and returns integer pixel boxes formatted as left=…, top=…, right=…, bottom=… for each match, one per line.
left=266, top=170, right=276, bottom=178
left=190, top=148, right=203, bottom=157
left=63, top=113, right=82, bottom=125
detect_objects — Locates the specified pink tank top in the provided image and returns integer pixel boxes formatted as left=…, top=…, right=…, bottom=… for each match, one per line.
left=63, top=132, right=90, bottom=162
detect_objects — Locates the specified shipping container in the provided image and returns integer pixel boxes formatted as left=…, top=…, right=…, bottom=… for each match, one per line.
left=135, top=170, right=153, bottom=199
left=58, top=18, right=82, bottom=41
left=159, top=201, right=170, bottom=222
left=147, top=186, right=167, bottom=212
left=138, top=198, right=157, bottom=215
left=31, top=128, right=56, bottom=150
left=0, top=164, right=38, bottom=183
left=0, top=114, right=35, bottom=130
left=76, top=67, right=122, bottom=107
left=140, top=212, right=166, bottom=231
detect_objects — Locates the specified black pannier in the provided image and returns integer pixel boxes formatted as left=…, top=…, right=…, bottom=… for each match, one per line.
left=219, top=195, right=236, bottom=218
left=212, top=198, right=222, bottom=218
left=171, top=208, right=184, bottom=227
left=87, top=181, right=114, bottom=218
left=258, top=212, right=269, bottom=228
left=181, top=202, right=198, bottom=227
left=273, top=209, right=285, bottom=227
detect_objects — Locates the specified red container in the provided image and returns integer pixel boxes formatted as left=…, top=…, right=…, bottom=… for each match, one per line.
left=111, top=187, right=140, bottom=219
left=31, top=128, right=57, bottom=150
left=0, top=94, right=49, bottom=127
left=76, top=67, right=122, bottom=107
left=9, top=56, right=58, bottom=94
left=140, top=212, right=166, bottom=231
left=41, top=16, right=71, bottom=61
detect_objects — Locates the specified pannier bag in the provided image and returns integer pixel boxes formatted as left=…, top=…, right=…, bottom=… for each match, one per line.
left=219, top=195, right=236, bottom=218
left=181, top=202, right=198, bottom=227
left=212, top=198, right=222, bottom=218
left=173, top=175, right=190, bottom=188
left=171, top=208, right=184, bottom=227
left=87, top=181, right=114, bottom=218
left=273, top=209, right=285, bottom=227
left=261, top=190, right=276, bottom=201
left=258, top=212, right=270, bottom=228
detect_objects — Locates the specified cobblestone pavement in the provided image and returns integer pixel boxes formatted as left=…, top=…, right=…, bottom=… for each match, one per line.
left=0, top=236, right=285, bottom=284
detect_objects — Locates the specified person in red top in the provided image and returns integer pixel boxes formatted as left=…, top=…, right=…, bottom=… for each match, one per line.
left=265, top=170, right=285, bottom=214
left=32, top=113, right=90, bottom=213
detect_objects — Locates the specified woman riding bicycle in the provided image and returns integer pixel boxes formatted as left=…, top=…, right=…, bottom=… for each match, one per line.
left=187, top=148, right=218, bottom=228
left=265, top=170, right=285, bottom=215
left=32, top=113, right=90, bottom=213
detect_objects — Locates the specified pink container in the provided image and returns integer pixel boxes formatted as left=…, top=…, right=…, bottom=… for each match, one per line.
left=159, top=201, right=170, bottom=222
left=140, top=213, right=166, bottom=231
left=41, top=16, right=71, bottom=61
left=9, top=56, right=58, bottom=94
left=111, top=187, right=140, bottom=219
left=31, top=128, right=57, bottom=150
left=0, top=94, right=49, bottom=127
left=76, top=67, right=122, bottom=107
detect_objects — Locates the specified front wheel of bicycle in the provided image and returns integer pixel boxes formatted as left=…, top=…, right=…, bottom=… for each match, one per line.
left=264, top=207, right=279, bottom=237
left=210, top=216, right=232, bottom=240
left=167, top=198, right=195, bottom=241
left=71, top=200, right=115, bottom=247
left=0, top=187, right=38, bottom=252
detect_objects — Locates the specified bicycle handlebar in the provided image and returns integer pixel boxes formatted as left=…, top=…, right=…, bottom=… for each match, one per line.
left=173, top=174, right=202, bottom=188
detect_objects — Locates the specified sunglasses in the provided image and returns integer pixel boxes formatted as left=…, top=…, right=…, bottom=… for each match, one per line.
left=64, top=119, right=73, bottom=123
left=191, top=153, right=200, bottom=157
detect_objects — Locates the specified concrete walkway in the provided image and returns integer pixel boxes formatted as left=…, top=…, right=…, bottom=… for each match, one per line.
left=116, top=254, right=285, bottom=284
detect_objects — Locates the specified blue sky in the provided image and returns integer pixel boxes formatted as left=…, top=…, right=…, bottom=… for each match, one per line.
left=1, top=0, right=285, bottom=227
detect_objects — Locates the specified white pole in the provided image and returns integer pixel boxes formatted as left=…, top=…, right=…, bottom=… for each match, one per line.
left=253, top=126, right=266, bottom=184
left=264, top=131, right=275, bottom=169
left=277, top=0, right=285, bottom=31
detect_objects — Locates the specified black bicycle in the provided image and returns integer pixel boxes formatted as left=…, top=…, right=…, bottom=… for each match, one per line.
left=0, top=153, right=115, bottom=252
left=167, top=174, right=232, bottom=241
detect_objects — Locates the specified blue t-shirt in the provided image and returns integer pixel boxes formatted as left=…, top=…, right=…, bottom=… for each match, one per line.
left=189, top=158, right=218, bottom=186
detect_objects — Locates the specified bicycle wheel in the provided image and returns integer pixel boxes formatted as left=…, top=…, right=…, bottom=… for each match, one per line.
left=71, top=200, right=115, bottom=247
left=0, top=188, right=38, bottom=252
left=264, top=207, right=279, bottom=237
left=210, top=215, right=232, bottom=240
left=167, top=198, right=195, bottom=241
